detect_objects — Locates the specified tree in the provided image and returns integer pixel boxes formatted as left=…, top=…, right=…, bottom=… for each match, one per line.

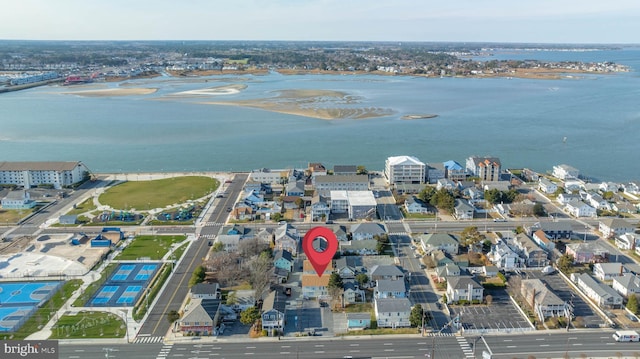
left=557, top=254, right=574, bottom=273
left=240, top=306, right=261, bottom=325
left=327, top=273, right=344, bottom=309
left=484, top=189, right=502, bottom=205
left=211, top=241, right=225, bottom=252
left=533, top=203, right=546, bottom=217
left=226, top=291, right=238, bottom=306
left=356, top=165, right=368, bottom=175
left=628, top=294, right=639, bottom=315
left=460, top=226, right=485, bottom=249
left=375, top=234, right=390, bottom=254
left=167, top=310, right=180, bottom=323
left=189, top=265, right=206, bottom=287
left=409, top=304, right=424, bottom=328
left=248, top=252, right=273, bottom=301
left=271, top=213, right=283, bottom=222
left=355, top=273, right=369, bottom=287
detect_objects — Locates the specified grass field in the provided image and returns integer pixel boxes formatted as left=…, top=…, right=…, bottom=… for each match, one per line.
left=98, top=176, right=219, bottom=210
left=115, top=235, right=186, bottom=260
left=65, top=198, right=97, bottom=215
left=0, top=208, right=33, bottom=224
left=51, top=311, right=125, bottom=339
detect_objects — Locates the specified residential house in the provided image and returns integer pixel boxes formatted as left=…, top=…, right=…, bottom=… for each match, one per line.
left=482, top=265, right=499, bottom=277
left=374, top=298, right=412, bottom=328
left=370, top=265, right=404, bottom=281
left=538, top=178, right=558, bottom=194
left=339, top=239, right=378, bottom=255
left=624, top=182, right=640, bottom=196
left=333, top=225, right=348, bottom=241
left=419, top=233, right=459, bottom=255
left=466, top=156, right=502, bottom=182
left=255, top=227, right=275, bottom=245
left=616, top=233, right=640, bottom=250
left=190, top=283, right=221, bottom=300
left=436, top=178, right=457, bottom=192
left=330, top=190, right=377, bottom=219
left=178, top=298, right=221, bottom=336
left=564, top=200, right=596, bottom=218
left=446, top=276, right=484, bottom=304
left=612, top=201, right=637, bottom=214
left=443, top=160, right=467, bottom=181
left=384, top=155, right=426, bottom=185
left=261, top=290, right=286, bottom=335
left=513, top=233, right=548, bottom=268
left=435, top=263, right=461, bottom=282
left=216, top=234, right=241, bottom=252
left=454, top=199, right=475, bottom=220
left=249, top=168, right=289, bottom=185
left=571, top=273, right=623, bottom=308
left=464, top=186, right=484, bottom=202
left=600, top=181, right=623, bottom=193
left=308, top=162, right=327, bottom=177
left=375, top=279, right=407, bottom=299
left=58, top=214, right=78, bottom=225
left=1, top=190, right=36, bottom=209
left=231, top=203, right=255, bottom=221
left=404, top=196, right=431, bottom=214
left=599, top=218, right=636, bottom=239
left=521, top=168, right=540, bottom=182
left=593, top=262, right=625, bottom=281
left=552, top=164, right=579, bottom=180
left=333, top=165, right=358, bottom=176
left=334, top=256, right=364, bottom=280
left=426, top=162, right=445, bottom=184
left=310, top=200, right=331, bottom=222
left=285, top=180, right=305, bottom=197
left=556, top=193, right=581, bottom=205
left=481, top=181, right=511, bottom=192
left=350, top=222, right=387, bottom=241
left=612, top=274, right=640, bottom=297
left=301, top=274, right=330, bottom=299
left=274, top=223, right=299, bottom=256
left=565, top=242, right=610, bottom=264
left=532, top=230, right=556, bottom=252
left=273, top=250, right=294, bottom=272
left=521, top=279, right=570, bottom=322
left=343, top=280, right=365, bottom=304
left=586, top=193, right=610, bottom=211
left=346, top=313, right=371, bottom=331
left=431, top=250, right=455, bottom=267
left=526, top=222, right=573, bottom=240
left=488, top=240, right=520, bottom=271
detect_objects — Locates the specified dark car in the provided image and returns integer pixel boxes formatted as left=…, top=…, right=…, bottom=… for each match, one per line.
left=208, top=241, right=213, bottom=246
left=226, top=207, right=232, bottom=212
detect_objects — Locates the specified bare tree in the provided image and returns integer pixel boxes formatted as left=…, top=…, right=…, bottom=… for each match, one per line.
left=238, top=237, right=270, bottom=258
left=204, top=252, right=244, bottom=287
left=247, top=252, right=273, bottom=301
left=485, top=295, right=493, bottom=305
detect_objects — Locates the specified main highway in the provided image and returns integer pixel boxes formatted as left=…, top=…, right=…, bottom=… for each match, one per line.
left=57, top=331, right=640, bottom=359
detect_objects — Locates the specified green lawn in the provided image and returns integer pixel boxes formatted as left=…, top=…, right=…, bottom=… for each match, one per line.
left=0, top=208, right=34, bottom=225
left=98, top=176, right=219, bottom=210
left=8, top=280, right=82, bottom=339
left=343, top=303, right=372, bottom=313
left=65, top=198, right=97, bottom=215
left=51, top=311, right=125, bottom=339
left=115, top=235, right=186, bottom=260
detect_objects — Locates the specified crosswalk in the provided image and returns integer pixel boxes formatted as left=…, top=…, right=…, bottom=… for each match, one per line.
left=456, top=336, right=475, bottom=358
left=134, top=335, right=164, bottom=344
left=156, top=343, right=173, bottom=358
left=200, top=234, right=216, bottom=239
left=388, top=232, right=409, bottom=236
left=203, top=222, right=225, bottom=227
left=425, top=332, right=455, bottom=337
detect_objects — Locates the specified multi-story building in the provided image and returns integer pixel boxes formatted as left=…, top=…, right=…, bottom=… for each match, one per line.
left=0, top=161, right=90, bottom=189
left=384, top=156, right=425, bottom=185
left=314, top=174, right=369, bottom=192
left=465, top=156, right=501, bottom=181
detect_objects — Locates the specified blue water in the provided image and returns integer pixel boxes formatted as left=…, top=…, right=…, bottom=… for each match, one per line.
left=1, top=48, right=639, bottom=182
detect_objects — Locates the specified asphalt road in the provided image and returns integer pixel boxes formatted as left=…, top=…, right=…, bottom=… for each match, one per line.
left=137, top=173, right=248, bottom=338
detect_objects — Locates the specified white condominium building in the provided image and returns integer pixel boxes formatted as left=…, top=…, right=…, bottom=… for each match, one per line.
left=384, top=156, right=425, bottom=185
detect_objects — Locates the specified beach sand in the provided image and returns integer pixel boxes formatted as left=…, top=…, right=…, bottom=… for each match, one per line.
left=169, top=84, right=248, bottom=97
left=62, top=87, right=158, bottom=97
left=204, top=89, right=394, bottom=120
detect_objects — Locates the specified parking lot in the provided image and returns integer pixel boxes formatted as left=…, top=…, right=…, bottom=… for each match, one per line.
left=450, top=288, right=533, bottom=334
left=523, top=270, right=604, bottom=328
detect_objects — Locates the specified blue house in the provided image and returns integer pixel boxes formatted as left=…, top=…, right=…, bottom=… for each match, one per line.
left=346, top=312, right=371, bottom=331
left=273, top=249, right=294, bottom=272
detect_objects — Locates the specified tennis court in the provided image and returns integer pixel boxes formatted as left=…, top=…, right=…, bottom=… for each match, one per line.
left=0, top=281, right=61, bottom=332
left=89, top=263, right=159, bottom=307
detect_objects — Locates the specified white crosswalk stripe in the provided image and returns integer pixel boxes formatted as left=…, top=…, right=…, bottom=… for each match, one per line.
left=204, top=222, right=224, bottom=227
left=200, top=234, right=216, bottom=239
left=389, top=232, right=409, bottom=236
left=425, top=332, right=454, bottom=337
left=134, top=335, right=164, bottom=344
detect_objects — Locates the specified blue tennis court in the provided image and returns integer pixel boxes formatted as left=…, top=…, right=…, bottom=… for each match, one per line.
left=0, top=281, right=61, bottom=332
left=88, top=263, right=159, bottom=307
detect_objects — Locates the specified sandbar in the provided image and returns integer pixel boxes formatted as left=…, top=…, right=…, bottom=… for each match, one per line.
left=204, top=89, right=394, bottom=120
left=63, top=87, right=158, bottom=97
left=402, top=114, right=438, bottom=120
left=169, top=84, right=248, bottom=97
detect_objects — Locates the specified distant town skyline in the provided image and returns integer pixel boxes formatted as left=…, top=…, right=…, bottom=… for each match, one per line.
left=2, top=0, right=640, bottom=44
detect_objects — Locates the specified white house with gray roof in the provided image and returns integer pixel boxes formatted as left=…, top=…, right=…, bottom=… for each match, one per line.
left=446, top=276, right=484, bottom=304
left=350, top=222, right=386, bottom=241
left=552, top=164, right=579, bottom=180
left=599, top=218, right=636, bottom=239
left=593, top=262, right=625, bottom=281
left=538, top=177, right=558, bottom=194
left=571, top=273, right=623, bottom=308
left=419, top=233, right=459, bottom=255
left=374, top=298, right=412, bottom=328
left=454, top=199, right=475, bottom=220
left=612, top=273, right=640, bottom=297
left=374, top=279, right=407, bottom=299
left=521, top=279, right=570, bottom=322
left=370, top=265, right=404, bottom=281
left=314, top=174, right=369, bottom=191
left=384, top=155, right=426, bottom=185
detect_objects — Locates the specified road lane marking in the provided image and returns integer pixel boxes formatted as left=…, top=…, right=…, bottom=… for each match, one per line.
left=535, top=338, right=545, bottom=341
left=315, top=344, right=324, bottom=347
left=503, top=339, right=512, bottom=342
left=315, top=351, right=325, bottom=354
left=246, top=346, right=256, bottom=349
left=350, top=350, right=360, bottom=353
left=281, top=346, right=291, bottom=348
left=572, top=343, right=583, bottom=346
left=384, top=349, right=395, bottom=352
left=244, top=353, right=254, bottom=355
left=280, top=352, right=290, bottom=355
left=384, top=343, right=393, bottom=345
left=540, top=344, right=550, bottom=347
left=74, top=350, right=85, bottom=352
left=417, top=342, right=427, bottom=345
left=350, top=344, right=360, bottom=346
left=507, top=345, right=517, bottom=348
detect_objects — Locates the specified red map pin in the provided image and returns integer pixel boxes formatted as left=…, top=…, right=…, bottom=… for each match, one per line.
left=302, top=226, right=338, bottom=277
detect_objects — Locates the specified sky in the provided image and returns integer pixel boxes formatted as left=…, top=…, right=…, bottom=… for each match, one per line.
left=2, top=0, right=640, bottom=44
